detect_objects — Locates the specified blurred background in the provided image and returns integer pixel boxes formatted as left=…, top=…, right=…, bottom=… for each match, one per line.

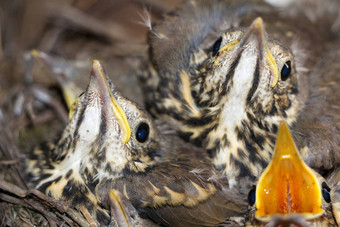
left=0, top=0, right=185, bottom=151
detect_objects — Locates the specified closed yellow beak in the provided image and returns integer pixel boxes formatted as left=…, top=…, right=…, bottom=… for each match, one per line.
left=91, top=60, right=131, bottom=144
left=215, top=17, right=279, bottom=87
left=249, top=17, right=279, bottom=88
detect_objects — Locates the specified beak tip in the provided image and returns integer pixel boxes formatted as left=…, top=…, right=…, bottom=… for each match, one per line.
left=30, top=49, right=39, bottom=57
left=279, top=121, right=288, bottom=130
left=90, top=59, right=106, bottom=83
left=92, top=59, right=100, bottom=65
left=277, top=121, right=291, bottom=143
left=30, top=49, right=47, bottom=61
left=92, top=59, right=102, bottom=73
left=252, top=17, right=264, bottom=30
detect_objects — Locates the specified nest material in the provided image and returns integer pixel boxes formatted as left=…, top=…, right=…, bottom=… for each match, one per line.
left=0, top=0, right=181, bottom=225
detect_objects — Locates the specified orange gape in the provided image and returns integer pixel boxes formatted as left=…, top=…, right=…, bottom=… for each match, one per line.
left=255, top=122, right=323, bottom=221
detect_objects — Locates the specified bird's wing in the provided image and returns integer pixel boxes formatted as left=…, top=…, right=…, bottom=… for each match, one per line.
left=98, top=160, right=247, bottom=227
left=293, top=46, right=340, bottom=171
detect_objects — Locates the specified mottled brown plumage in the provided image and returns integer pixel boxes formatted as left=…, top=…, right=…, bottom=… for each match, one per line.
left=292, top=42, right=340, bottom=171
left=26, top=61, right=248, bottom=226
left=140, top=0, right=339, bottom=186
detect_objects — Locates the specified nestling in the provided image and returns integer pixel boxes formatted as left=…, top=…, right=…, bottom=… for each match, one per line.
left=26, top=60, right=248, bottom=226
left=140, top=0, right=339, bottom=186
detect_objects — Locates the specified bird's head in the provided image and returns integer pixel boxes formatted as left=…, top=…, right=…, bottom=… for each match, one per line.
left=65, top=60, right=161, bottom=176
left=245, top=122, right=337, bottom=226
left=194, top=17, right=300, bottom=122
left=188, top=17, right=307, bottom=182
left=30, top=60, right=162, bottom=199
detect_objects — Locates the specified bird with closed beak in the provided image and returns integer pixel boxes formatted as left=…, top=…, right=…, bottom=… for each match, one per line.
left=26, top=60, right=249, bottom=226
left=140, top=0, right=339, bottom=187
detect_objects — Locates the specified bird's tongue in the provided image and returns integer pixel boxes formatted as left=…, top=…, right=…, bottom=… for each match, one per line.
left=255, top=122, right=323, bottom=222
left=273, top=159, right=308, bottom=214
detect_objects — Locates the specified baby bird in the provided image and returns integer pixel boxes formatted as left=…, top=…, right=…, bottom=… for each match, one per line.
left=140, top=0, right=338, bottom=186
left=26, top=60, right=247, bottom=226
left=224, top=122, right=339, bottom=226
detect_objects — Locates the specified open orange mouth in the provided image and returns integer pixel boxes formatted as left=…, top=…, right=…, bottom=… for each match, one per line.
left=255, top=122, right=323, bottom=222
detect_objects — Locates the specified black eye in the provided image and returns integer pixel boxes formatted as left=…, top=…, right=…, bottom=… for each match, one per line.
left=322, top=182, right=331, bottom=203
left=212, top=37, right=223, bottom=56
left=135, top=123, right=149, bottom=143
left=281, top=60, right=291, bottom=81
left=248, top=186, right=256, bottom=206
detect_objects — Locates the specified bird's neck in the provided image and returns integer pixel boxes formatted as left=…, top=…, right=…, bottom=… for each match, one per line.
left=209, top=107, right=281, bottom=187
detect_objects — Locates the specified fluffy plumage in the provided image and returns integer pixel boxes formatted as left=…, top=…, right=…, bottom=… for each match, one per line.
left=26, top=61, right=249, bottom=226
left=139, top=0, right=338, bottom=185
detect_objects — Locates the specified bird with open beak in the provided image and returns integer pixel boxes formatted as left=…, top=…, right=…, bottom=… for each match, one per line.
left=26, top=60, right=250, bottom=226
left=222, top=122, right=340, bottom=227
left=140, top=0, right=339, bottom=187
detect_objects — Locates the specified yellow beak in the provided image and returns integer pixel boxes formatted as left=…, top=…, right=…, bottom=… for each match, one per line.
left=30, top=49, right=81, bottom=119
left=255, top=121, right=323, bottom=222
left=215, top=17, right=279, bottom=87
left=250, top=17, right=279, bottom=88
left=91, top=60, right=131, bottom=145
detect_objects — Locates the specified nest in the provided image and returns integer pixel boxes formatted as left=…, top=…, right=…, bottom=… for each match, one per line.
left=0, top=0, right=181, bottom=225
